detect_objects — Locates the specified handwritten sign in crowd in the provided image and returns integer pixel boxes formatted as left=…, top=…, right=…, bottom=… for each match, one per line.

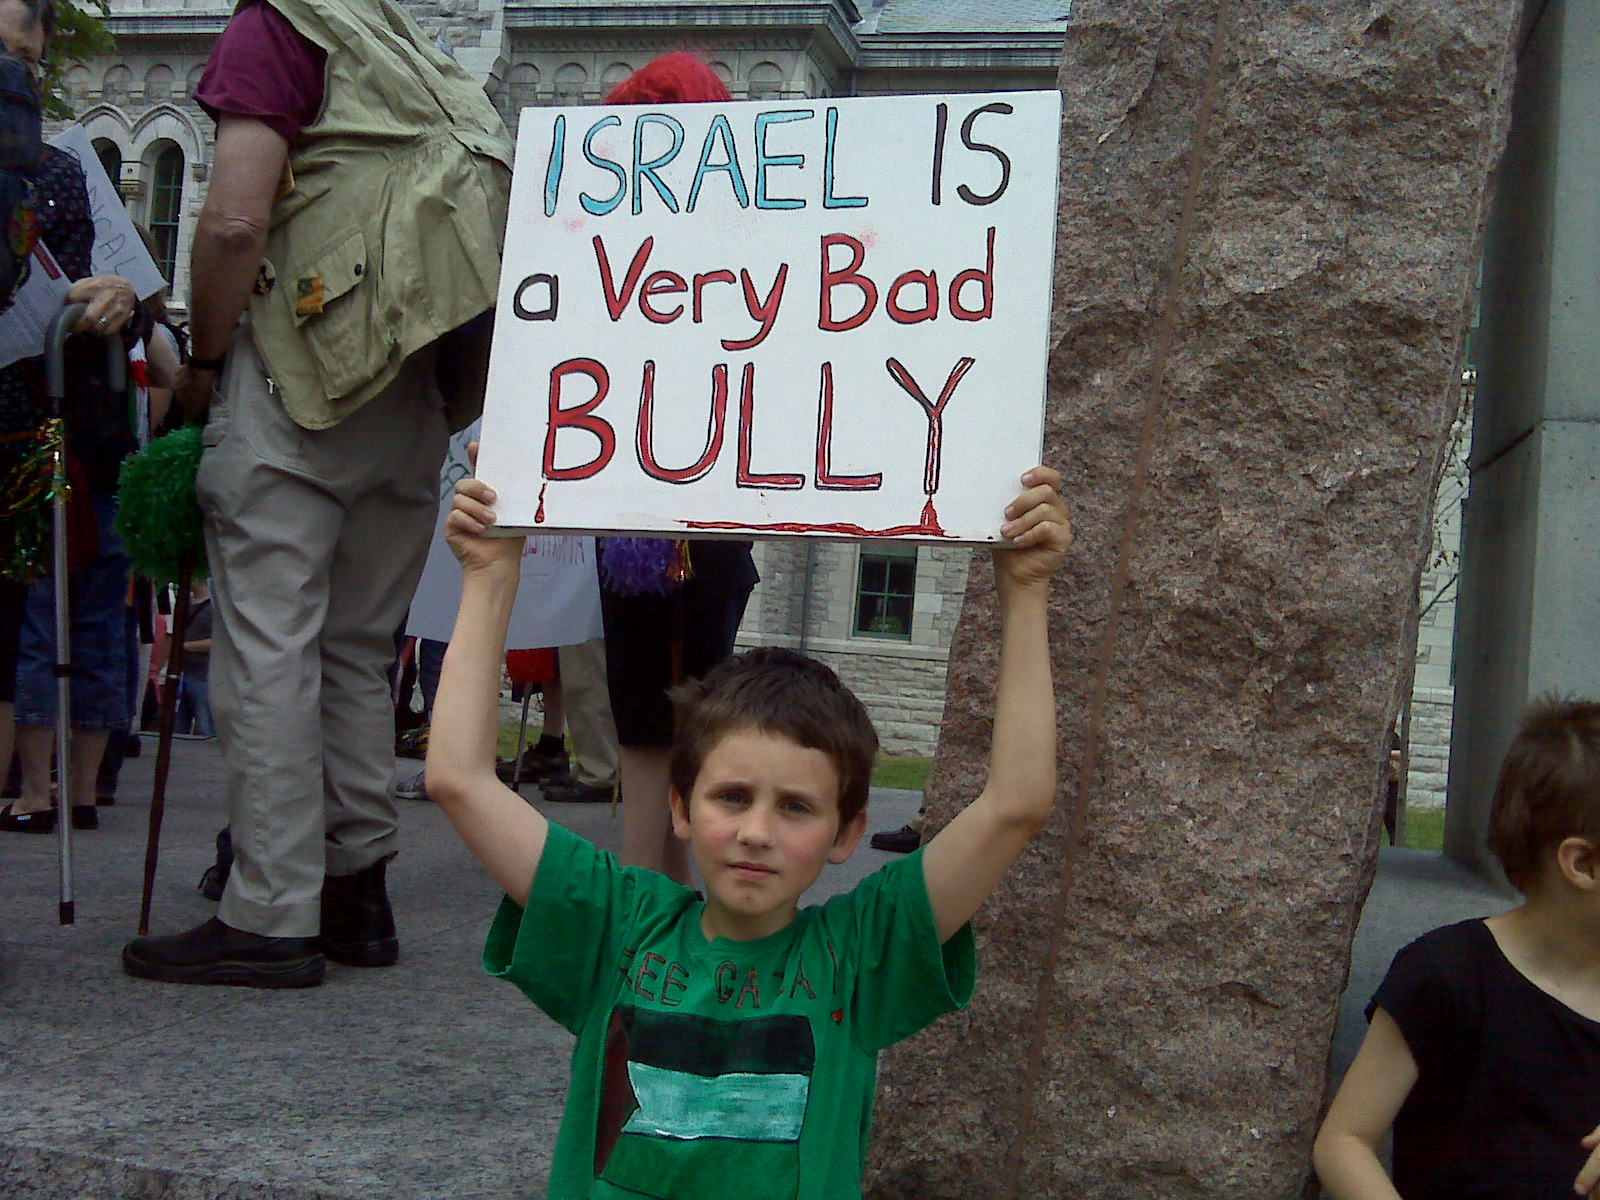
left=476, top=90, right=1061, bottom=544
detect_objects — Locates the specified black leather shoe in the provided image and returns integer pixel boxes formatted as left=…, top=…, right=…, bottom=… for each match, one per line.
left=319, top=853, right=399, bottom=967
left=539, top=775, right=614, bottom=803
left=869, top=824, right=922, bottom=854
left=122, top=918, right=325, bottom=988
left=70, top=804, right=98, bottom=830
left=0, top=803, right=54, bottom=833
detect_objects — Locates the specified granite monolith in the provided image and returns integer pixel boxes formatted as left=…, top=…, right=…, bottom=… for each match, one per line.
left=869, top=3, right=1528, bottom=1197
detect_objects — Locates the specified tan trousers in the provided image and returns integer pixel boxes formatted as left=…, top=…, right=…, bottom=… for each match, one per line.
left=558, top=637, right=618, bottom=787
left=197, top=327, right=449, bottom=938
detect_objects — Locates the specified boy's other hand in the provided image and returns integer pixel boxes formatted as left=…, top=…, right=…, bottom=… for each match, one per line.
left=445, top=443, right=525, bottom=575
left=994, top=466, right=1072, bottom=592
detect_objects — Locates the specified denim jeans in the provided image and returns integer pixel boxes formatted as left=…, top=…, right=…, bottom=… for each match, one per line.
left=15, top=493, right=132, bottom=730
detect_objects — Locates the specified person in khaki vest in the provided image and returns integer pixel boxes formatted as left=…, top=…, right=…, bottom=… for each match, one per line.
left=122, top=0, right=511, bottom=988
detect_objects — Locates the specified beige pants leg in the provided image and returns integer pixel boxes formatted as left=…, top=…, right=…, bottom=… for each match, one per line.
left=198, top=331, right=448, bottom=938
left=558, top=638, right=618, bottom=788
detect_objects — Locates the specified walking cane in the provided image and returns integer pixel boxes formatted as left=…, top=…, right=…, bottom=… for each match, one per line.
left=42, top=302, right=125, bottom=925
left=138, top=569, right=190, bottom=935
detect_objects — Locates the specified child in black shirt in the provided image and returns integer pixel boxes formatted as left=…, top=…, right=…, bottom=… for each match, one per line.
left=1314, top=699, right=1600, bottom=1199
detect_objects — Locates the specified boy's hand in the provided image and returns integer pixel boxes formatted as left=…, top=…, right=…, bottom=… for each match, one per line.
left=444, top=443, right=524, bottom=575
left=994, top=466, right=1072, bottom=592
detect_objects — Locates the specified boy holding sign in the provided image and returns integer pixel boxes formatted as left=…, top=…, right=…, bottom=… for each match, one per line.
left=426, top=458, right=1071, bottom=1198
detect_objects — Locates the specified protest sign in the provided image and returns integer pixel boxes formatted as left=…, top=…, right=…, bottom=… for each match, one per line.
left=476, top=90, right=1061, bottom=544
left=50, top=126, right=168, bottom=300
left=406, top=422, right=603, bottom=648
left=0, top=243, right=72, bottom=368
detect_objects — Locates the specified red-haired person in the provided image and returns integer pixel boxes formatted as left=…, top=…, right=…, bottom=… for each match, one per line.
left=557, top=55, right=764, bottom=887
left=1316, top=699, right=1600, bottom=1199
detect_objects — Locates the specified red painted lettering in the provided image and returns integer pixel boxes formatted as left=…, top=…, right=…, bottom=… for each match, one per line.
left=593, top=235, right=655, bottom=321
left=949, top=226, right=995, bottom=321
left=736, top=363, right=803, bottom=490
left=885, top=356, right=974, bottom=496
left=819, top=233, right=877, bottom=332
left=661, top=961, right=690, bottom=1007
left=693, top=269, right=736, bottom=323
left=543, top=358, right=616, bottom=481
left=635, top=361, right=730, bottom=484
left=715, top=961, right=738, bottom=1003
left=639, top=271, right=686, bottom=323
left=634, top=951, right=666, bottom=1001
left=723, top=264, right=789, bottom=351
left=886, top=270, right=939, bottom=324
left=814, top=363, right=882, bottom=491
left=736, top=967, right=762, bottom=1010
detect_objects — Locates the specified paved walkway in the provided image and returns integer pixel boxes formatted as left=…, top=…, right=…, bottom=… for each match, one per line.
left=0, top=739, right=1509, bottom=1198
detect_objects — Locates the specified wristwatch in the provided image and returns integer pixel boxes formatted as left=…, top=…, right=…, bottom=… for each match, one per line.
left=189, top=352, right=227, bottom=372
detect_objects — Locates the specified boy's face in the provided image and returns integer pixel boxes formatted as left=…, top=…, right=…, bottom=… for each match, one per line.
left=670, top=728, right=867, bottom=941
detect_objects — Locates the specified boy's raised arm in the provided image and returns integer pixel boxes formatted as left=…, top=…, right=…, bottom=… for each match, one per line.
left=425, top=466, right=550, bottom=907
left=922, top=467, right=1071, bottom=943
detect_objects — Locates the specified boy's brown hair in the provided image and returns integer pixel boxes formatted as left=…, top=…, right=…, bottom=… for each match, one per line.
left=669, top=647, right=878, bottom=827
left=1488, top=697, right=1600, bottom=890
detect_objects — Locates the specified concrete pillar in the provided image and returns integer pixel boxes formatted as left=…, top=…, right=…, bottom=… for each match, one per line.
left=1446, top=0, right=1600, bottom=879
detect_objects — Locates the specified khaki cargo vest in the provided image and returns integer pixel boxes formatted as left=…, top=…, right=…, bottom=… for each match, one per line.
left=246, top=0, right=512, bottom=430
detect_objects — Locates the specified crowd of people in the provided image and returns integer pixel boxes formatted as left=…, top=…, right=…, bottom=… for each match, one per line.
left=4, top=0, right=1598, bottom=1194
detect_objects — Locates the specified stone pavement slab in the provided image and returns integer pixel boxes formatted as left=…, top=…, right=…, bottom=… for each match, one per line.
left=0, top=738, right=922, bottom=1199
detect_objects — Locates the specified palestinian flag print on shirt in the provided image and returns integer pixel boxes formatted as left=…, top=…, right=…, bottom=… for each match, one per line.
left=595, top=1006, right=815, bottom=1199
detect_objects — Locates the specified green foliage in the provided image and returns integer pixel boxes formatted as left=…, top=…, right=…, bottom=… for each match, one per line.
left=115, top=425, right=208, bottom=584
left=871, top=754, right=931, bottom=792
left=1404, top=807, right=1446, bottom=853
left=42, top=0, right=114, bottom=121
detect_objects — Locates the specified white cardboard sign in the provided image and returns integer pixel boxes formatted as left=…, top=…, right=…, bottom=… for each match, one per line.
left=406, top=423, right=603, bottom=648
left=50, top=126, right=169, bottom=301
left=477, top=90, right=1061, bottom=544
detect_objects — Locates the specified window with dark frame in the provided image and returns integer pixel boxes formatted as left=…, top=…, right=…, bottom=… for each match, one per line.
left=148, top=145, right=183, bottom=285
left=854, top=545, right=917, bottom=640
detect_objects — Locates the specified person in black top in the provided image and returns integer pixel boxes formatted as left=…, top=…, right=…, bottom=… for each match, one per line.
left=1314, top=699, right=1600, bottom=1200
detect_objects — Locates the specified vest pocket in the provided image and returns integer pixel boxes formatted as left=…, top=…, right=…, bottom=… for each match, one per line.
left=290, top=229, right=391, bottom=400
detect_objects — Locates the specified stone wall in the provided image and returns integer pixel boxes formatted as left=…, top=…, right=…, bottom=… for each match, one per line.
left=868, top=2, right=1525, bottom=1196
left=738, top=541, right=974, bottom=755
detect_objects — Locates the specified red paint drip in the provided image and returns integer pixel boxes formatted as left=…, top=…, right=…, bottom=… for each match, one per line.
left=683, top=514, right=953, bottom=538
left=919, top=497, right=943, bottom=535
left=534, top=482, right=548, bottom=524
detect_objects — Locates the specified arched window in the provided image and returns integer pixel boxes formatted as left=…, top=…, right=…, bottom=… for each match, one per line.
left=63, top=64, right=88, bottom=105
left=93, top=139, right=121, bottom=192
left=747, top=62, right=784, bottom=101
left=553, top=62, right=586, bottom=104
left=143, top=64, right=173, bottom=105
left=101, top=64, right=130, bottom=106
left=601, top=61, right=632, bottom=94
left=148, top=144, right=184, bottom=283
left=185, top=65, right=205, bottom=105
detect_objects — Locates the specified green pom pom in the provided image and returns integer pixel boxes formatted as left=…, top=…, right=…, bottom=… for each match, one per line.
left=115, top=426, right=207, bottom=584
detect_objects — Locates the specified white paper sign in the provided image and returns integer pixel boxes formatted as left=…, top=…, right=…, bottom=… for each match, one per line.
left=477, top=90, right=1061, bottom=544
left=406, top=423, right=604, bottom=648
left=50, top=126, right=168, bottom=300
left=0, top=242, right=73, bottom=368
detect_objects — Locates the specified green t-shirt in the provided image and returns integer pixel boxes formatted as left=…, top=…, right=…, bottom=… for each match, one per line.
left=484, top=822, right=976, bottom=1200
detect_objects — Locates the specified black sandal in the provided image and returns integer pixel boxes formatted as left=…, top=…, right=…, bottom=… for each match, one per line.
left=0, top=804, right=56, bottom=833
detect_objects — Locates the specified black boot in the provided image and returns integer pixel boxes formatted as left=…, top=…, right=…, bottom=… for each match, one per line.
left=319, top=853, right=399, bottom=967
left=122, top=918, right=324, bottom=988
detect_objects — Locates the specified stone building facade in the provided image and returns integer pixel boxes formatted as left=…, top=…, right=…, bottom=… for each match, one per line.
left=66, top=0, right=1069, bottom=755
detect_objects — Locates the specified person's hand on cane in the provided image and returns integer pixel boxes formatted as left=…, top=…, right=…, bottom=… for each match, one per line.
left=67, top=275, right=137, bottom=335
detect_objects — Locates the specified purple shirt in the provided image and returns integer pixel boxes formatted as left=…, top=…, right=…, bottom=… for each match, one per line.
left=196, top=1, right=326, bottom=143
